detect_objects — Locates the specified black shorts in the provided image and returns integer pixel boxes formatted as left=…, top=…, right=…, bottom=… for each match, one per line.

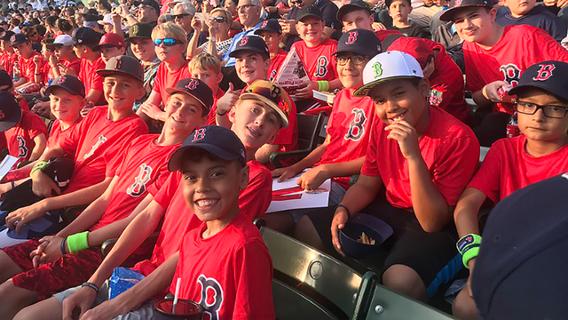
left=307, top=198, right=461, bottom=297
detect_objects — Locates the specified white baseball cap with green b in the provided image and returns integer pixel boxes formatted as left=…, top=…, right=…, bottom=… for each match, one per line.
left=354, top=51, right=424, bottom=97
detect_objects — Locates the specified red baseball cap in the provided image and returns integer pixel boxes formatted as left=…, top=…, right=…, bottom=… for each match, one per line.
left=96, top=33, right=125, bottom=49
left=387, top=37, right=442, bottom=69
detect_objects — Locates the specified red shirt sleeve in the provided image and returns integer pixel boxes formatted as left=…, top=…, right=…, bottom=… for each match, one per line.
left=26, top=111, right=48, bottom=139
left=152, top=171, right=182, bottom=208
left=239, top=163, right=272, bottom=220
left=361, top=122, right=381, bottom=177
left=467, top=142, right=502, bottom=203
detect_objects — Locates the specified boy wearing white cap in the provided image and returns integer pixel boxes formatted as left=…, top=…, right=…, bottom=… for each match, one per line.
left=326, top=51, right=480, bottom=299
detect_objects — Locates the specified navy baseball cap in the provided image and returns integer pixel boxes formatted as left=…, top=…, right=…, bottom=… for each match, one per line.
left=166, top=78, right=214, bottom=113
left=10, top=33, right=28, bottom=46
left=97, top=55, right=144, bottom=83
left=0, top=69, right=13, bottom=89
left=297, top=5, right=323, bottom=22
left=0, top=92, right=22, bottom=132
left=254, top=19, right=282, bottom=35
left=168, top=126, right=247, bottom=172
left=72, top=27, right=103, bottom=46
left=337, top=0, right=372, bottom=21
left=139, top=0, right=161, bottom=14
left=472, top=174, right=568, bottom=319
left=440, top=0, right=495, bottom=22
left=228, top=35, right=269, bottom=59
left=508, top=61, right=568, bottom=102
left=45, top=75, right=86, bottom=97
left=335, top=29, right=381, bottom=57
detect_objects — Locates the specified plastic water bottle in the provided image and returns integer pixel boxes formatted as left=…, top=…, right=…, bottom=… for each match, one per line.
left=12, top=60, right=20, bottom=82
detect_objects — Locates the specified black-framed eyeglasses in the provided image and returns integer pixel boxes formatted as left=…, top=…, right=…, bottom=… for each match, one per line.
left=515, top=101, right=568, bottom=119
left=173, top=13, right=190, bottom=20
left=336, top=55, right=368, bottom=66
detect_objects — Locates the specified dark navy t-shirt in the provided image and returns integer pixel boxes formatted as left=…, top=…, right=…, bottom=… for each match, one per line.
left=496, top=5, right=567, bottom=42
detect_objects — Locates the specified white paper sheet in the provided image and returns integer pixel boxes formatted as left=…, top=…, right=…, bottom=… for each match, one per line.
left=267, top=174, right=331, bottom=213
left=0, top=155, right=18, bottom=181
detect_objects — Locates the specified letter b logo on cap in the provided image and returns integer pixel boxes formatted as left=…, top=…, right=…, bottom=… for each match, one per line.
left=533, top=64, right=556, bottom=82
left=192, top=128, right=207, bottom=142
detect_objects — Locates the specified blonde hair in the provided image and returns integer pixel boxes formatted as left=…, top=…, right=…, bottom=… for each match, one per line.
left=151, top=22, right=187, bottom=46
left=188, top=52, right=222, bottom=74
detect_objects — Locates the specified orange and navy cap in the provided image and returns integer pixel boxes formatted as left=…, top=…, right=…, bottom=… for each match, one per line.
left=240, top=80, right=291, bottom=128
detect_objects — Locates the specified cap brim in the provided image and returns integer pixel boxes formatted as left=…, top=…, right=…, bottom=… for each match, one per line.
left=240, top=93, right=289, bottom=128
left=168, top=144, right=243, bottom=172
left=96, top=69, right=143, bottom=83
left=165, top=88, right=211, bottom=112
left=439, top=5, right=491, bottom=22
left=299, top=14, right=322, bottom=22
left=0, top=106, right=21, bottom=132
left=45, top=84, right=84, bottom=97
left=254, top=28, right=281, bottom=35
left=354, top=76, right=422, bottom=96
left=508, top=84, right=568, bottom=102
left=228, top=47, right=269, bottom=58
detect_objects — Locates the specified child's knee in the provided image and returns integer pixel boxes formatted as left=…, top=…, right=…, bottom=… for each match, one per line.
left=452, top=289, right=479, bottom=320
left=382, top=264, right=426, bottom=299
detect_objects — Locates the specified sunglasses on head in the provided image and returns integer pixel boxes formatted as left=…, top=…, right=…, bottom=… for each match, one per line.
left=173, top=13, right=190, bottom=19
left=153, top=38, right=181, bottom=46
left=211, top=16, right=226, bottom=23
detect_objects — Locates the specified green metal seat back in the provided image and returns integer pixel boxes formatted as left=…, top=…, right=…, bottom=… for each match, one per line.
left=272, top=278, right=339, bottom=320
left=261, top=227, right=363, bottom=318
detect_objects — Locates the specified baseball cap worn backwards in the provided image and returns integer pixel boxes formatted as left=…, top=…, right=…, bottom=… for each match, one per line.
left=354, top=51, right=424, bottom=97
left=166, top=78, right=214, bottom=113
left=508, top=61, right=568, bottom=102
left=96, top=55, right=144, bottom=83
left=440, top=0, right=495, bottom=22
left=168, top=125, right=247, bottom=172
left=240, top=80, right=291, bottom=128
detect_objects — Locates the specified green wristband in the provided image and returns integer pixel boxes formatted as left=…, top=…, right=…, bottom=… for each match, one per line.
left=30, top=160, right=49, bottom=177
left=462, top=246, right=480, bottom=269
left=317, top=81, right=330, bottom=92
left=66, top=231, right=90, bottom=254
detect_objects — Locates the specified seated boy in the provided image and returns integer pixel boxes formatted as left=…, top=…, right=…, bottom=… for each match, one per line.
left=73, top=27, right=106, bottom=107
left=254, top=19, right=288, bottom=82
left=187, top=53, right=225, bottom=125
left=497, top=0, right=567, bottom=42
left=288, top=6, right=342, bottom=103
left=387, top=0, right=431, bottom=39
left=53, top=80, right=290, bottom=317
left=452, top=61, right=568, bottom=319
left=387, top=36, right=470, bottom=123
left=10, top=34, right=46, bottom=94
left=0, top=77, right=211, bottom=319
left=272, top=29, right=381, bottom=207
left=216, top=35, right=298, bottom=163
left=95, top=33, right=126, bottom=64
left=0, top=92, right=47, bottom=168
left=52, top=126, right=275, bottom=319
left=1, top=56, right=148, bottom=243
left=302, top=51, right=479, bottom=300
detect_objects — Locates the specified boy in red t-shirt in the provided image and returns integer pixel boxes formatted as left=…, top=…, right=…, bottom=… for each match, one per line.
left=452, top=61, right=568, bottom=319
left=254, top=19, right=287, bottom=82
left=1, top=57, right=148, bottom=244
left=73, top=27, right=106, bottom=107
left=1, top=78, right=212, bottom=319
left=304, top=51, right=479, bottom=300
left=187, top=53, right=224, bottom=125
left=273, top=29, right=380, bottom=207
left=58, top=81, right=290, bottom=318
left=10, top=34, right=46, bottom=94
left=57, top=126, right=274, bottom=319
left=95, top=33, right=126, bottom=64
left=0, top=92, right=47, bottom=168
left=440, top=0, right=568, bottom=145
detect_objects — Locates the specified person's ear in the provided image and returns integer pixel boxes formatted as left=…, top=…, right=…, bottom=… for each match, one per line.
left=228, top=105, right=237, bottom=124
left=418, top=79, right=430, bottom=98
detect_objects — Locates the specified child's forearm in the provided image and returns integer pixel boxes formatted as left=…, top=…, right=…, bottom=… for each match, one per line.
left=29, top=134, right=47, bottom=162
left=408, top=156, right=451, bottom=232
left=454, top=188, right=486, bottom=237
left=292, top=141, right=328, bottom=172
left=39, top=177, right=112, bottom=213
left=87, top=198, right=164, bottom=287
left=339, top=174, right=382, bottom=214
left=319, top=156, right=365, bottom=179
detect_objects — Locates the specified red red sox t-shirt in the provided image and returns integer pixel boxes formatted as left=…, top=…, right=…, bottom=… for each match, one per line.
left=171, top=212, right=275, bottom=320
left=78, top=57, right=106, bottom=104
left=361, top=106, right=480, bottom=208
left=319, top=88, right=375, bottom=189
left=268, top=49, right=287, bottom=82
left=463, top=25, right=568, bottom=113
left=152, top=62, right=191, bottom=108
left=90, top=134, right=180, bottom=230
left=131, top=160, right=272, bottom=276
left=468, top=135, right=568, bottom=203
left=18, top=52, right=45, bottom=83
left=3, top=110, right=47, bottom=167
left=290, top=39, right=338, bottom=82
left=59, top=106, right=148, bottom=194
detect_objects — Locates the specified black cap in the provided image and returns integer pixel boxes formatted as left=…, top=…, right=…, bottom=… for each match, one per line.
left=45, top=75, right=86, bottom=97
left=0, top=70, right=13, bottom=89
left=73, top=27, right=103, bottom=46
left=81, top=8, right=103, bottom=22
left=96, top=55, right=144, bottom=83
left=168, top=125, right=247, bottom=171
left=0, top=92, right=22, bottom=132
left=297, top=5, right=323, bottom=22
left=440, top=0, right=495, bottom=22
left=508, top=61, right=568, bottom=101
left=254, top=19, right=282, bottom=35
left=337, top=0, right=372, bottom=21
left=472, top=174, right=568, bottom=319
left=228, top=35, right=269, bottom=59
left=139, top=0, right=161, bottom=14
left=10, top=33, right=28, bottom=46
left=336, top=29, right=381, bottom=57
left=0, top=30, right=14, bottom=41
left=127, top=23, right=154, bottom=41
left=166, top=78, right=214, bottom=113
